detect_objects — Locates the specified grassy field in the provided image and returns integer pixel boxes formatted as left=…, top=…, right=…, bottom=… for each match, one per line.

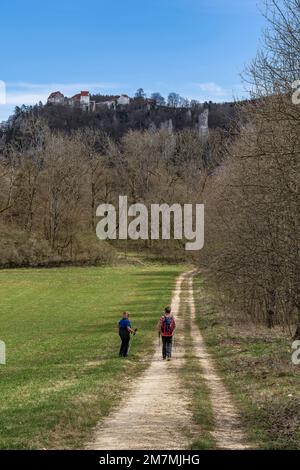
left=193, top=274, right=300, bottom=450
left=0, top=264, right=184, bottom=449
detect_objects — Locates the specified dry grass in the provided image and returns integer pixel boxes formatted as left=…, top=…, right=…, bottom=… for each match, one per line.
left=194, top=275, right=300, bottom=449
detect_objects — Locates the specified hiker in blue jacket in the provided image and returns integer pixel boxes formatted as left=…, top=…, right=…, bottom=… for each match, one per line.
left=118, top=311, right=137, bottom=357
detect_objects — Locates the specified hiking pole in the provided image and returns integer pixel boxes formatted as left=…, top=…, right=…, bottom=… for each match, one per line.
left=127, top=328, right=138, bottom=356
left=127, top=335, right=134, bottom=355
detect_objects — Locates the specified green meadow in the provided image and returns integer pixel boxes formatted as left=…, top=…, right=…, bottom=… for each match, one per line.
left=0, top=264, right=183, bottom=449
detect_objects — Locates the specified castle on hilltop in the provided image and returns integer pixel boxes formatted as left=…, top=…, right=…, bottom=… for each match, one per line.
left=47, top=91, right=130, bottom=111
left=46, top=90, right=209, bottom=137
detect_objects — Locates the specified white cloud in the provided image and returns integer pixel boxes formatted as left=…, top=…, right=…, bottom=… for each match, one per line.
left=0, top=80, right=6, bottom=105
left=189, top=81, right=247, bottom=102
left=5, top=92, right=48, bottom=105
left=3, top=81, right=123, bottom=106
left=0, top=105, right=15, bottom=123
left=194, top=82, right=228, bottom=97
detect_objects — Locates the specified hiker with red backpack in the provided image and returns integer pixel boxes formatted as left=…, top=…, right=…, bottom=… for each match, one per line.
left=158, top=306, right=176, bottom=361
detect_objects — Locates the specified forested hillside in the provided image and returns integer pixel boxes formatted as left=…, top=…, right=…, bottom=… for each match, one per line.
left=0, top=97, right=242, bottom=144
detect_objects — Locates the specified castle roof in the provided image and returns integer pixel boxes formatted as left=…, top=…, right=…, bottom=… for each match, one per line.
left=48, top=91, right=64, bottom=99
left=71, top=93, right=81, bottom=101
left=71, top=91, right=90, bottom=101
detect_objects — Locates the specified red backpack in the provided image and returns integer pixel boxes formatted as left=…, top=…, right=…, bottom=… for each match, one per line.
left=161, top=315, right=175, bottom=336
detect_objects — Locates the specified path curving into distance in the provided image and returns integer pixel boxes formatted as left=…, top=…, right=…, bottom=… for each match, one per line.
left=86, top=270, right=250, bottom=450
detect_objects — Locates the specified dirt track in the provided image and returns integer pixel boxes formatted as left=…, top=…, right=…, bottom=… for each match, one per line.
left=187, top=274, right=250, bottom=449
left=86, top=270, right=249, bottom=450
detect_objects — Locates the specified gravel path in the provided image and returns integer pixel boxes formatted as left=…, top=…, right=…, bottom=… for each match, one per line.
left=86, top=270, right=249, bottom=450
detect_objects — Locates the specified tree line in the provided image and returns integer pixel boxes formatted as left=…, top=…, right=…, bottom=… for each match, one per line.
left=1, top=94, right=241, bottom=145
left=200, top=0, right=300, bottom=338
left=0, top=117, right=224, bottom=267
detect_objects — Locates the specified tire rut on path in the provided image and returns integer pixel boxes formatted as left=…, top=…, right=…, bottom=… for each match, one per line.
left=188, top=272, right=250, bottom=449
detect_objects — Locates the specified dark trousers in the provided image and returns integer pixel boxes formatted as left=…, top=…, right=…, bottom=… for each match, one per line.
left=162, top=336, right=173, bottom=358
left=119, top=334, right=130, bottom=357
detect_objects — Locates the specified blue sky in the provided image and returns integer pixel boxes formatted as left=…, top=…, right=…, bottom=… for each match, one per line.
left=0, top=0, right=265, bottom=121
